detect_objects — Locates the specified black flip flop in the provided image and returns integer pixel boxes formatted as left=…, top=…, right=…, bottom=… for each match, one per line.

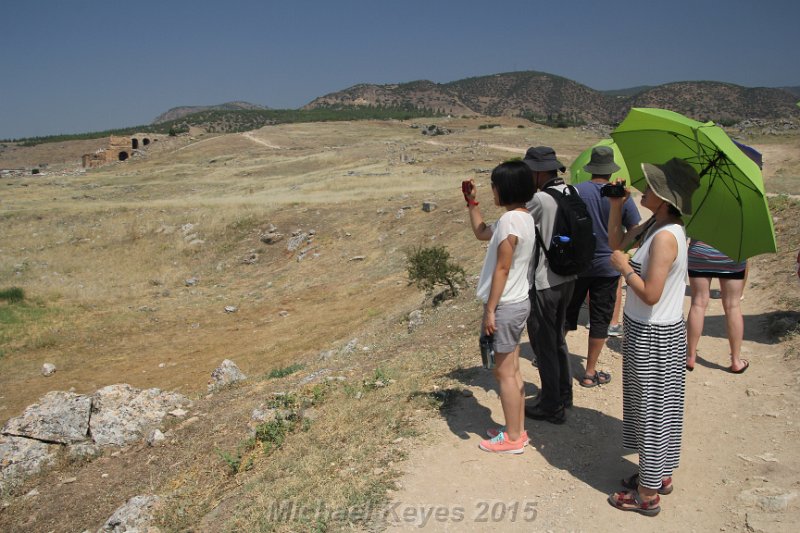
left=729, top=359, right=750, bottom=374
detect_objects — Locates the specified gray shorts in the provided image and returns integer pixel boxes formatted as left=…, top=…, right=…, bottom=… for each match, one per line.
left=487, top=299, right=531, bottom=353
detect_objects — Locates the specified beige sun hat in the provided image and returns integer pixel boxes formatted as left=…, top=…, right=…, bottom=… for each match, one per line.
left=641, top=158, right=701, bottom=215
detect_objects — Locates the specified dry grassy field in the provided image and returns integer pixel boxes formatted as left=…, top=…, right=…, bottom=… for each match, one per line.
left=1, top=117, right=798, bottom=531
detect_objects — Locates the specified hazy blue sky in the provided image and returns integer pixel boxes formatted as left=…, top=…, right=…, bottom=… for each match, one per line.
left=1, top=0, right=798, bottom=139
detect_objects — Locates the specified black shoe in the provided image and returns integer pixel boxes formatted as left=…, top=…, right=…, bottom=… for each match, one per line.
left=531, top=395, right=572, bottom=409
left=524, top=404, right=566, bottom=424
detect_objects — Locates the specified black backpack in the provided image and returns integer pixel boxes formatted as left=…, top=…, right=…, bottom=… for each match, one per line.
left=535, top=184, right=595, bottom=276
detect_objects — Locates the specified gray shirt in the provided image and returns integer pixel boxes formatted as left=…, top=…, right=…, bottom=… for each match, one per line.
left=526, top=182, right=578, bottom=290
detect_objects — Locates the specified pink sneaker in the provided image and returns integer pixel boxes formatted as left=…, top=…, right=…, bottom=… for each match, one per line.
left=478, top=431, right=526, bottom=454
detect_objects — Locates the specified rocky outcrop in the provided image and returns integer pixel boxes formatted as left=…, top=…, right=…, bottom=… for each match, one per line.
left=2, top=391, right=91, bottom=444
left=0, top=384, right=190, bottom=490
left=90, top=384, right=190, bottom=446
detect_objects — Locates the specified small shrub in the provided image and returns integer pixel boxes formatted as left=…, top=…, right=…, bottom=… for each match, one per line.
left=267, top=363, right=304, bottom=379
left=216, top=449, right=242, bottom=475
left=0, top=287, right=25, bottom=303
left=406, top=245, right=465, bottom=296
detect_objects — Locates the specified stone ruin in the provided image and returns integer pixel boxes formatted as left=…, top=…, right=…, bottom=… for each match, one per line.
left=81, top=133, right=159, bottom=169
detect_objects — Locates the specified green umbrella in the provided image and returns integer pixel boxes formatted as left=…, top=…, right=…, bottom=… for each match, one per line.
left=569, top=138, right=629, bottom=184
left=611, top=107, right=776, bottom=262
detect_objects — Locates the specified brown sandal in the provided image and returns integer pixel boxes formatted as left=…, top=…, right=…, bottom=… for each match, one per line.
left=621, top=473, right=673, bottom=495
left=608, top=489, right=661, bottom=516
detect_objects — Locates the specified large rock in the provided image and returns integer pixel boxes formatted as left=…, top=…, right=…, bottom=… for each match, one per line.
left=207, top=359, right=247, bottom=391
left=90, top=384, right=189, bottom=446
left=0, top=435, right=59, bottom=491
left=2, top=391, right=91, bottom=444
left=98, top=494, right=163, bottom=533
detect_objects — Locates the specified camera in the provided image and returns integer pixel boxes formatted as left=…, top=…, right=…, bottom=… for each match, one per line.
left=479, top=333, right=495, bottom=369
left=600, top=182, right=626, bottom=197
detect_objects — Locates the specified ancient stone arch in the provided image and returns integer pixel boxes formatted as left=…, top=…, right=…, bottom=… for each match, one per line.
left=82, top=133, right=159, bottom=168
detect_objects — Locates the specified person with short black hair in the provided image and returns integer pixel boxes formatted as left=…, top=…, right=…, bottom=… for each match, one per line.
left=463, top=160, right=536, bottom=454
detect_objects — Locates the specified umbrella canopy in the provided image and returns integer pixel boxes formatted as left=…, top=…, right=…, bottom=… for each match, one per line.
left=569, top=139, right=630, bottom=185
left=611, top=107, right=776, bottom=261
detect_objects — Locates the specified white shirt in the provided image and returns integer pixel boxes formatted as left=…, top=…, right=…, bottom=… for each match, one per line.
left=625, top=224, right=688, bottom=324
left=476, top=210, right=537, bottom=305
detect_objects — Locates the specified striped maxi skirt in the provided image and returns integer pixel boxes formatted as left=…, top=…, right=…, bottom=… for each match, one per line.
left=621, top=314, right=687, bottom=490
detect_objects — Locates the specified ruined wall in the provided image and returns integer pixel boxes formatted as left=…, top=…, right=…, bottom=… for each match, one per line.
left=81, top=134, right=159, bottom=169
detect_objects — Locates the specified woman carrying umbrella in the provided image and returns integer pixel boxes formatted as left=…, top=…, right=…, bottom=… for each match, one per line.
left=605, top=158, right=700, bottom=516
left=685, top=240, right=749, bottom=373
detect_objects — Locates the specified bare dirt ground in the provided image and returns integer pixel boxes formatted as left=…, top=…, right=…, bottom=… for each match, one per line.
left=0, top=117, right=798, bottom=532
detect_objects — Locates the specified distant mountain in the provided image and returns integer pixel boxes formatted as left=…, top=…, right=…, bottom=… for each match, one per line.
left=152, top=101, right=268, bottom=124
left=780, top=86, right=800, bottom=98
left=601, top=86, right=654, bottom=98
left=303, top=71, right=800, bottom=125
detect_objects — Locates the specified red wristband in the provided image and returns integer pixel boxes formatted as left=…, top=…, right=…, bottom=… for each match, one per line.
left=466, top=199, right=479, bottom=207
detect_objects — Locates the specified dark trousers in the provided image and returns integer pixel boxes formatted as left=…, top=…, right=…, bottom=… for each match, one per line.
left=527, top=280, right=575, bottom=412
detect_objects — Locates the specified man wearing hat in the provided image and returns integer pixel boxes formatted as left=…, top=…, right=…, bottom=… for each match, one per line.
left=522, top=146, right=577, bottom=424
left=565, top=146, right=641, bottom=389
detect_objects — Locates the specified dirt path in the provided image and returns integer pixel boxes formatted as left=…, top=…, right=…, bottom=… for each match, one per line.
left=386, top=260, right=799, bottom=532
left=241, top=131, right=282, bottom=149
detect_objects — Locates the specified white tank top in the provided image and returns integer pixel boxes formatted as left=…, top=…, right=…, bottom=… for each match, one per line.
left=624, top=224, right=687, bottom=324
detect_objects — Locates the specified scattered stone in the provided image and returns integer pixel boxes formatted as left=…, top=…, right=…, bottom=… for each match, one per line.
left=756, top=452, right=779, bottom=462
left=62, top=476, right=77, bottom=484
left=746, top=388, right=759, bottom=397
left=208, top=359, right=247, bottom=391
left=461, top=389, right=474, bottom=398
left=260, top=231, right=284, bottom=244
left=169, top=408, right=187, bottom=418
left=422, top=201, right=438, bottom=212
left=224, top=305, right=238, bottom=313
left=25, top=488, right=39, bottom=497
left=146, top=429, right=166, bottom=447
left=349, top=255, right=366, bottom=261
left=41, top=363, right=57, bottom=376
left=2, top=391, right=91, bottom=444
left=242, top=252, right=258, bottom=264
left=98, top=494, right=163, bottom=533
left=407, top=310, right=424, bottom=332
left=278, top=310, right=290, bottom=317
left=184, top=277, right=199, bottom=287
left=340, top=339, right=358, bottom=356
left=287, top=232, right=310, bottom=252
left=299, top=369, right=332, bottom=385
left=738, top=487, right=797, bottom=512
